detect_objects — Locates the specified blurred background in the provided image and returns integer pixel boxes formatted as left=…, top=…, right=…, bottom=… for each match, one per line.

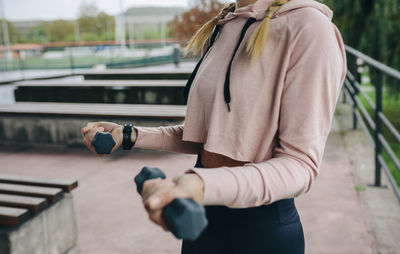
left=0, top=0, right=234, bottom=79
left=0, top=0, right=399, bottom=254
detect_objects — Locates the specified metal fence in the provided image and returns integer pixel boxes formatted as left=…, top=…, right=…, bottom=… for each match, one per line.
left=0, top=53, right=177, bottom=71
left=343, top=45, right=400, bottom=202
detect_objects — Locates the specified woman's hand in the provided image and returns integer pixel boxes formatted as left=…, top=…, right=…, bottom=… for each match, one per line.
left=141, top=173, right=205, bottom=230
left=81, top=121, right=137, bottom=155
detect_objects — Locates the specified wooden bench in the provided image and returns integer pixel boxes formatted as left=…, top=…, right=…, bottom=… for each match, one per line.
left=13, top=79, right=187, bottom=87
left=0, top=174, right=77, bottom=226
left=13, top=79, right=187, bottom=105
left=0, top=174, right=78, bottom=254
left=82, top=70, right=192, bottom=80
left=0, top=102, right=186, bottom=120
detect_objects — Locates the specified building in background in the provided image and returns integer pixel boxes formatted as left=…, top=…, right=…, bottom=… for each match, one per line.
left=115, top=6, right=187, bottom=47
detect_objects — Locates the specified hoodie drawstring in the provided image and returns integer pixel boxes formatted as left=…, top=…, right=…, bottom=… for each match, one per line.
left=184, top=25, right=222, bottom=104
left=184, top=18, right=257, bottom=112
left=224, top=17, right=257, bottom=112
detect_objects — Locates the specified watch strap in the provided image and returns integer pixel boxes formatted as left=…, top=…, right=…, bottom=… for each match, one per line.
left=123, top=123, right=134, bottom=150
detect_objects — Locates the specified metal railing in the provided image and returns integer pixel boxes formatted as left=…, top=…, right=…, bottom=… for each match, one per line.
left=0, top=52, right=178, bottom=71
left=343, top=45, right=400, bottom=202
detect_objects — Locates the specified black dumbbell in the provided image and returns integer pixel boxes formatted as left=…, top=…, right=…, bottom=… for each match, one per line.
left=91, top=132, right=116, bottom=154
left=134, top=166, right=208, bottom=240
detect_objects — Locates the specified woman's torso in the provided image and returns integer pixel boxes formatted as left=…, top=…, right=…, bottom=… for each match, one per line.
left=200, top=145, right=249, bottom=168
left=182, top=15, right=289, bottom=163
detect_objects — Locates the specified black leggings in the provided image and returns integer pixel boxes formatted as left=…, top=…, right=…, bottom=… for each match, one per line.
left=181, top=155, right=305, bottom=254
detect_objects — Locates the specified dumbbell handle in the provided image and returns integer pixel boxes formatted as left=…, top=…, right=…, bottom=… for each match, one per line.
left=91, top=132, right=116, bottom=154
left=134, top=167, right=208, bottom=240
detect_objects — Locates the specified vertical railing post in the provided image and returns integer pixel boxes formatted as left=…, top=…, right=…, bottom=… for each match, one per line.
left=342, top=69, right=347, bottom=104
left=352, top=56, right=360, bottom=130
left=18, top=50, right=25, bottom=80
left=69, top=48, right=75, bottom=75
left=342, top=84, right=347, bottom=103
left=374, top=71, right=383, bottom=187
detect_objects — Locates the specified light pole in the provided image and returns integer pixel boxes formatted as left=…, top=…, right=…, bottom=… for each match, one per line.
left=0, top=0, right=11, bottom=70
left=160, top=21, right=166, bottom=47
left=119, top=0, right=126, bottom=50
left=128, top=22, right=134, bottom=50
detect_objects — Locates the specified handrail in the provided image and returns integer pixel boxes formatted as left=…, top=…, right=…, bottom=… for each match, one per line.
left=380, top=112, right=400, bottom=143
left=345, top=45, right=400, bottom=80
left=347, top=71, right=376, bottom=109
left=344, top=45, right=400, bottom=202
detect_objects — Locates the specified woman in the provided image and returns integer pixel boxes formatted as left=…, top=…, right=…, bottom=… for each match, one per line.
left=82, top=0, right=346, bottom=253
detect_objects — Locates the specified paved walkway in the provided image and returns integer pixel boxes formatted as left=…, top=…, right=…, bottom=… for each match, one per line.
left=0, top=116, right=390, bottom=253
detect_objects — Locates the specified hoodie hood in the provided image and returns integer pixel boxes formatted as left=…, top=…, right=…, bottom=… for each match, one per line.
left=184, top=0, right=335, bottom=112
left=217, top=0, right=333, bottom=25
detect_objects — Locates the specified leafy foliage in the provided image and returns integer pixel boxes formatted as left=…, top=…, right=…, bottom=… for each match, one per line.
left=168, top=0, right=225, bottom=42
left=3, top=2, right=115, bottom=44
left=0, top=19, right=18, bottom=44
left=319, top=0, right=400, bottom=96
left=77, top=2, right=115, bottom=42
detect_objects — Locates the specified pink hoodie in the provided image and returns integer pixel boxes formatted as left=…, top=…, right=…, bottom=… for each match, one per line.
left=134, top=0, right=347, bottom=208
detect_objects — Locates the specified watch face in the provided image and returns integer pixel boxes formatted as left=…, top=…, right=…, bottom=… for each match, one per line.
left=123, top=124, right=133, bottom=133
left=122, top=124, right=134, bottom=150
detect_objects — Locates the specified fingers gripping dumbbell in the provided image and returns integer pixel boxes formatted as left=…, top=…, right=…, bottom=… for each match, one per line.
left=90, top=132, right=208, bottom=240
left=134, top=167, right=208, bottom=240
left=91, top=132, right=116, bottom=154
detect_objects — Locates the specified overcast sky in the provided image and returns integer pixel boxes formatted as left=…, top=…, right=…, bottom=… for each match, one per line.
left=2, top=0, right=191, bottom=21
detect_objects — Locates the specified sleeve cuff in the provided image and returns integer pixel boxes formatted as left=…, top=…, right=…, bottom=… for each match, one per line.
left=187, top=167, right=239, bottom=206
left=134, top=126, right=164, bottom=150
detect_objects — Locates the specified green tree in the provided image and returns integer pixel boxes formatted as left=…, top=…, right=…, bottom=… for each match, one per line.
left=0, top=19, right=18, bottom=44
left=320, top=0, right=399, bottom=64
left=319, top=0, right=400, bottom=97
left=77, top=2, right=115, bottom=42
left=82, top=32, right=98, bottom=41
left=24, top=23, right=51, bottom=43
left=77, top=2, right=99, bottom=39
left=9, top=3, right=115, bottom=44
left=97, top=11, right=115, bottom=37
left=48, top=20, right=74, bottom=42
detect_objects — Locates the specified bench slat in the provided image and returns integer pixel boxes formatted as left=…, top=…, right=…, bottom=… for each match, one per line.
left=0, top=174, right=78, bottom=192
left=0, top=102, right=186, bottom=119
left=0, top=194, right=47, bottom=213
left=13, top=79, right=187, bottom=87
left=0, top=183, right=63, bottom=203
left=83, top=71, right=191, bottom=80
left=0, top=206, right=30, bottom=226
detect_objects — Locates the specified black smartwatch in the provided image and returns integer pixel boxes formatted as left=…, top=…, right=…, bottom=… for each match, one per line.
left=122, top=123, right=135, bottom=150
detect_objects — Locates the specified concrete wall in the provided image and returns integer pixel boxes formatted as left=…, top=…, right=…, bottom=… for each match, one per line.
left=0, top=115, right=182, bottom=147
left=0, top=194, right=77, bottom=254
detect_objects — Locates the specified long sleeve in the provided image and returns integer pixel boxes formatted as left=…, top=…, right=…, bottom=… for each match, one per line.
left=190, top=12, right=347, bottom=208
left=134, top=124, right=201, bottom=154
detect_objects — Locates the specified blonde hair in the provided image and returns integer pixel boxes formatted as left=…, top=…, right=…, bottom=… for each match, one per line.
left=184, top=0, right=290, bottom=62
left=184, top=2, right=236, bottom=56
left=246, top=0, right=289, bottom=62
